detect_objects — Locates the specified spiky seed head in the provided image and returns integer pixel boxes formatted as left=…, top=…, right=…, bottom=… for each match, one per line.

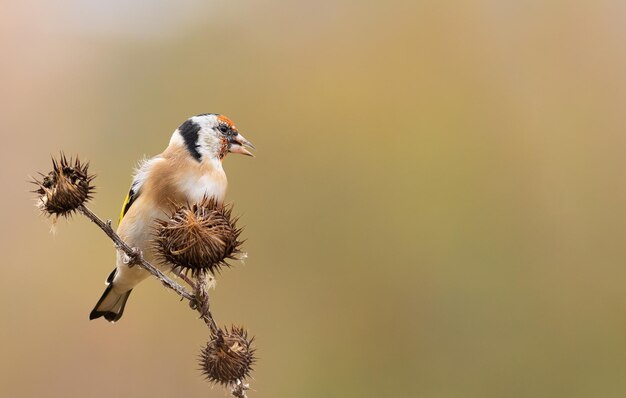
left=32, top=153, right=95, bottom=218
left=153, top=198, right=243, bottom=275
left=200, top=326, right=255, bottom=386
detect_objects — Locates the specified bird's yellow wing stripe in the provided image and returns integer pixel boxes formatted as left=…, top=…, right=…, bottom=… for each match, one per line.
left=119, top=192, right=131, bottom=223
left=119, top=186, right=140, bottom=224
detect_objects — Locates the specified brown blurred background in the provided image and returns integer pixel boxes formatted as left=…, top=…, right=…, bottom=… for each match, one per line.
left=2, top=1, right=626, bottom=397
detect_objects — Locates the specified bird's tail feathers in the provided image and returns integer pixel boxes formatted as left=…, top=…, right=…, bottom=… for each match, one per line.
left=90, top=269, right=132, bottom=322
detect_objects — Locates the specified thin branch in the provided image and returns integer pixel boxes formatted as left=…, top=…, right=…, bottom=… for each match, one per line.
left=77, top=204, right=246, bottom=398
left=78, top=205, right=220, bottom=332
left=193, top=271, right=219, bottom=334
left=78, top=204, right=194, bottom=301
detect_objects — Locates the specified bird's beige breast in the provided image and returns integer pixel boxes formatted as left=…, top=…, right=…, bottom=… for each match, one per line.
left=174, top=163, right=227, bottom=205
left=144, top=155, right=227, bottom=208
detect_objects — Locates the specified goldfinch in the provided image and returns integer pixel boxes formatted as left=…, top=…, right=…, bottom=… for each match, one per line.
left=90, top=114, right=254, bottom=322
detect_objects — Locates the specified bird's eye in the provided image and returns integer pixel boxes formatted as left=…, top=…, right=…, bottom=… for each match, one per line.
left=218, top=125, right=229, bottom=134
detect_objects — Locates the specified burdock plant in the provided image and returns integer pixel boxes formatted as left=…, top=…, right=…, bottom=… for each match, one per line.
left=32, top=154, right=95, bottom=219
left=154, top=198, right=243, bottom=276
left=31, top=154, right=256, bottom=398
left=200, top=326, right=255, bottom=385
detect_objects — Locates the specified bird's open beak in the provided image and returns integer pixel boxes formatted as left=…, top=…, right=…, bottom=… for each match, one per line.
left=228, top=133, right=255, bottom=157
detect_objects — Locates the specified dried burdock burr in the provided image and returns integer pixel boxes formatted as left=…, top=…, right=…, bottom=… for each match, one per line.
left=200, top=326, right=256, bottom=386
left=31, top=153, right=95, bottom=218
left=153, top=198, right=243, bottom=275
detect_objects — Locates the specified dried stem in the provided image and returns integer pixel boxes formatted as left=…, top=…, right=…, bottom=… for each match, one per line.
left=78, top=204, right=194, bottom=301
left=77, top=203, right=223, bottom=330
left=77, top=204, right=249, bottom=397
left=193, top=270, right=219, bottom=334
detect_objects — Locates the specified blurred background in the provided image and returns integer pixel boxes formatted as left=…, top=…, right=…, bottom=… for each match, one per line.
left=2, top=1, right=626, bottom=397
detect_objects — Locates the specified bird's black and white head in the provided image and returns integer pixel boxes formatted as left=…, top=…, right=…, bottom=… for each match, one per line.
left=170, top=114, right=255, bottom=162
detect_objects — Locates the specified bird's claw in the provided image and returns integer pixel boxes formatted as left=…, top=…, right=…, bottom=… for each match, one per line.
left=124, top=247, right=142, bottom=267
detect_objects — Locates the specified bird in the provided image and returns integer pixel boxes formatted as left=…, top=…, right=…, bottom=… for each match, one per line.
left=90, top=114, right=254, bottom=322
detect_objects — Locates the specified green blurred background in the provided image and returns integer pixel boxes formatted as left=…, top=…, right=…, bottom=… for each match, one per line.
left=2, top=1, right=626, bottom=397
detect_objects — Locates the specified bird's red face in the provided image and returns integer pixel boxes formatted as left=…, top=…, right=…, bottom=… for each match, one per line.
left=216, top=115, right=255, bottom=157
left=217, top=115, right=235, bottom=128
